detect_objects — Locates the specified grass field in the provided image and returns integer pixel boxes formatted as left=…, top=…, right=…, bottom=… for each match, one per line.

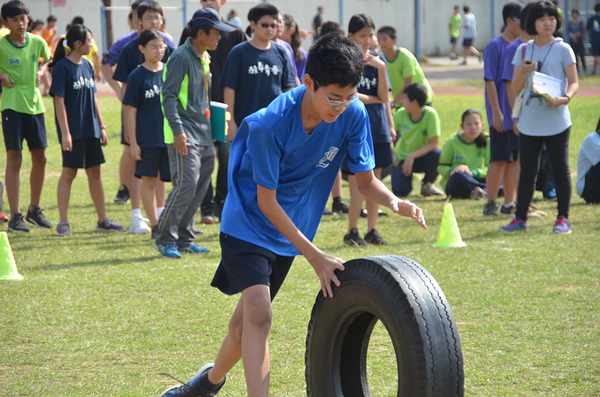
left=1, top=94, right=599, bottom=396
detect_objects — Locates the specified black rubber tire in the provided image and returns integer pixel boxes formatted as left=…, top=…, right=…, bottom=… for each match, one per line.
left=305, top=255, right=463, bottom=397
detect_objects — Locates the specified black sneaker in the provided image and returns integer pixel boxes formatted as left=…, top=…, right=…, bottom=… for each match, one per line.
left=332, top=197, right=349, bottom=215
left=500, top=203, right=516, bottom=216
left=343, top=228, right=367, bottom=246
left=160, top=363, right=225, bottom=397
left=364, top=228, right=388, bottom=245
left=9, top=213, right=30, bottom=232
left=26, top=207, right=53, bottom=228
left=113, top=185, right=129, bottom=204
left=483, top=200, right=499, bottom=217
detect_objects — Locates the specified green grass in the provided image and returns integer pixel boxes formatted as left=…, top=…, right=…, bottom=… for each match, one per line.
left=1, top=95, right=600, bottom=396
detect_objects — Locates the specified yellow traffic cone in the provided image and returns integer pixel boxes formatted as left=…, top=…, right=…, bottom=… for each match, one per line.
left=433, top=203, right=466, bottom=248
left=0, top=231, right=23, bottom=281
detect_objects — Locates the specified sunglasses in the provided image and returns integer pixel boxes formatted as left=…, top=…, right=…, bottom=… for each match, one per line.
left=315, top=81, right=358, bottom=107
left=259, top=23, right=279, bottom=29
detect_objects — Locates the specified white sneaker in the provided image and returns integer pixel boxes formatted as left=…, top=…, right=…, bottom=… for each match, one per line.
left=421, top=182, right=444, bottom=197
left=129, top=216, right=151, bottom=234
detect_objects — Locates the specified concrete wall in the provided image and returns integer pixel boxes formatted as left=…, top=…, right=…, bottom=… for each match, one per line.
left=23, top=0, right=586, bottom=56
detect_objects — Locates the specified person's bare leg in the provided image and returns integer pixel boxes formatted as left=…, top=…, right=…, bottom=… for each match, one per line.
left=141, top=176, right=158, bottom=226
left=469, top=46, right=480, bottom=57
left=347, top=175, right=363, bottom=231
left=486, top=161, right=507, bottom=203
left=332, top=170, right=343, bottom=198
left=57, top=167, right=77, bottom=223
left=241, top=284, right=272, bottom=397
left=5, top=150, right=22, bottom=213
left=119, top=146, right=131, bottom=188
left=208, top=298, right=245, bottom=385
left=129, top=171, right=142, bottom=212
left=29, top=148, right=47, bottom=207
left=85, top=165, right=107, bottom=221
left=365, top=168, right=382, bottom=231
left=503, top=160, right=520, bottom=205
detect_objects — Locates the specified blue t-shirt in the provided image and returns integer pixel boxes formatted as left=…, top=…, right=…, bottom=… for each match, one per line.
left=359, top=51, right=391, bottom=144
left=501, top=38, right=524, bottom=130
left=49, top=58, right=100, bottom=142
left=113, top=36, right=175, bottom=83
left=483, top=35, right=510, bottom=130
left=220, top=86, right=375, bottom=256
left=122, top=65, right=166, bottom=149
left=219, top=41, right=296, bottom=126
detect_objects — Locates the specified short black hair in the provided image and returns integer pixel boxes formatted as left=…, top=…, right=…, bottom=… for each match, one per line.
left=47, top=14, right=57, bottom=23
left=520, top=2, right=535, bottom=31
left=404, top=83, right=428, bottom=107
left=525, top=1, right=562, bottom=36
left=248, top=3, right=278, bottom=23
left=377, top=25, right=396, bottom=40
left=71, top=16, right=84, bottom=25
left=306, top=33, right=363, bottom=90
left=132, top=0, right=144, bottom=11
left=320, top=21, right=344, bottom=36
left=463, top=5, right=470, bottom=13
left=348, top=14, right=375, bottom=35
left=1, top=0, right=29, bottom=20
left=137, top=0, right=163, bottom=19
left=138, top=28, right=163, bottom=47
left=502, top=2, right=523, bottom=26
left=596, top=3, right=600, bottom=13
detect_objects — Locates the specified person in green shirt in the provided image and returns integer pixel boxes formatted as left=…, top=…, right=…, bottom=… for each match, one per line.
left=0, top=0, right=53, bottom=232
left=391, top=83, right=443, bottom=197
left=449, top=5, right=462, bottom=59
left=438, top=108, right=490, bottom=199
left=377, top=25, right=434, bottom=108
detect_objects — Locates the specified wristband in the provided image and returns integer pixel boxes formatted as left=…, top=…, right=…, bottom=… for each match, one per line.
left=564, top=93, right=571, bottom=103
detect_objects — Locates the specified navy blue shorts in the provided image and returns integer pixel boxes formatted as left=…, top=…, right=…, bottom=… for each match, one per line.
left=62, top=138, right=106, bottom=169
left=463, top=38, right=474, bottom=47
left=342, top=143, right=393, bottom=174
left=450, top=37, right=458, bottom=44
left=135, top=147, right=171, bottom=181
left=211, top=232, right=295, bottom=301
left=2, top=109, right=47, bottom=151
left=489, top=127, right=519, bottom=162
left=592, top=46, right=600, bottom=57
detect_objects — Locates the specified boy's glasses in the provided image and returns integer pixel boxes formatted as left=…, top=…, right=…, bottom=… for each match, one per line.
left=315, top=81, right=358, bottom=107
left=259, top=23, right=278, bottom=29
left=143, top=15, right=163, bottom=22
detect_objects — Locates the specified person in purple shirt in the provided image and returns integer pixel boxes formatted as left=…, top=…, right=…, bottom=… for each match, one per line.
left=481, top=2, right=523, bottom=218
left=274, top=12, right=300, bottom=86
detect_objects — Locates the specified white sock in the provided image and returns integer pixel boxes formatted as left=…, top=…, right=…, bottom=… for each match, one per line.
left=132, top=208, right=142, bottom=218
left=503, top=202, right=514, bottom=208
left=157, top=207, right=164, bottom=218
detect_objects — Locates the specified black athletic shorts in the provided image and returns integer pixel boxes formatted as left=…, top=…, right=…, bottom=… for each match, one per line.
left=2, top=109, right=47, bottom=151
left=62, top=137, right=105, bottom=169
left=135, top=147, right=171, bottom=181
left=489, top=127, right=519, bottom=162
left=211, top=232, right=295, bottom=301
left=463, top=38, right=474, bottom=47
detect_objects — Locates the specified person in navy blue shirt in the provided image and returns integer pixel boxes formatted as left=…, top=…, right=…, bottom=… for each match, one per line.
left=122, top=29, right=170, bottom=235
left=159, top=33, right=426, bottom=397
left=344, top=14, right=396, bottom=247
left=49, top=25, right=125, bottom=236
left=112, top=0, right=175, bottom=235
left=219, top=3, right=296, bottom=140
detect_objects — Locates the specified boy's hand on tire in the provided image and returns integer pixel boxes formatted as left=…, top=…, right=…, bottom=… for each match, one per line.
left=308, top=251, right=345, bottom=299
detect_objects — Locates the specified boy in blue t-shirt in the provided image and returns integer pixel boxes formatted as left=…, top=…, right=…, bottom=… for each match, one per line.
left=159, top=33, right=426, bottom=397
left=113, top=0, right=175, bottom=234
left=219, top=3, right=296, bottom=141
left=0, top=1, right=53, bottom=232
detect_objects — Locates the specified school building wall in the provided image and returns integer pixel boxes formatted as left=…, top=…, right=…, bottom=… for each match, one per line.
left=23, top=0, right=580, bottom=57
